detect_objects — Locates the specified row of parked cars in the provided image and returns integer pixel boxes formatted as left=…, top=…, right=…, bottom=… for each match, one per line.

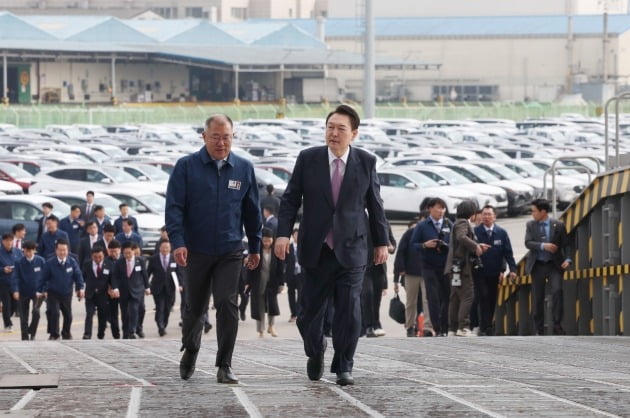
left=0, top=113, right=624, bottom=239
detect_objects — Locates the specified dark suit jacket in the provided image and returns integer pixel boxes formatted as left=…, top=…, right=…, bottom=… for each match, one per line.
left=77, top=235, right=103, bottom=268
left=474, top=223, right=517, bottom=277
left=524, top=217, right=572, bottom=275
left=147, top=253, right=182, bottom=296
left=284, top=242, right=301, bottom=285
left=111, top=257, right=149, bottom=300
left=36, top=214, right=52, bottom=243
left=82, top=258, right=114, bottom=298
left=264, top=215, right=278, bottom=236
left=277, top=146, right=388, bottom=269
left=114, top=216, right=139, bottom=235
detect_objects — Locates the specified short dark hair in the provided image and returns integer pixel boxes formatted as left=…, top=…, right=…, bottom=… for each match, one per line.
left=22, top=240, right=37, bottom=250
left=70, top=204, right=81, bottom=211
left=121, top=241, right=134, bottom=251
left=482, top=204, right=496, bottom=214
left=42, top=202, right=53, bottom=209
left=2, top=232, right=13, bottom=240
left=456, top=200, right=478, bottom=219
left=261, top=228, right=274, bottom=239
left=266, top=184, right=274, bottom=194
left=325, top=104, right=360, bottom=130
left=531, top=198, right=551, bottom=213
left=118, top=203, right=128, bottom=210
left=103, top=224, right=116, bottom=234
left=205, top=114, right=234, bottom=129
left=160, top=225, right=167, bottom=232
left=124, top=219, right=134, bottom=227
left=263, top=205, right=275, bottom=215
left=426, top=197, right=447, bottom=210
left=108, top=239, right=121, bottom=249
left=90, top=246, right=105, bottom=255
left=86, top=220, right=97, bottom=228
left=55, top=238, right=69, bottom=248
left=159, top=239, right=170, bottom=248
left=93, top=205, right=104, bottom=212
left=130, top=242, right=140, bottom=250
left=11, top=223, right=25, bottom=234
left=46, top=215, right=59, bottom=223
left=86, top=191, right=94, bottom=197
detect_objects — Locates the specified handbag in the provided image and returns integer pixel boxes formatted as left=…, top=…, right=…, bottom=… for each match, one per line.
left=388, top=294, right=406, bottom=324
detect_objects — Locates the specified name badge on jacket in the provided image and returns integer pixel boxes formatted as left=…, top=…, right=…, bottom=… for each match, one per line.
left=103, top=269, right=110, bottom=275
left=66, top=267, right=73, bottom=273
left=135, top=265, right=142, bottom=272
left=170, top=262, right=177, bottom=268
left=34, top=267, right=41, bottom=272
left=228, top=180, right=241, bottom=190
left=493, top=239, right=502, bottom=246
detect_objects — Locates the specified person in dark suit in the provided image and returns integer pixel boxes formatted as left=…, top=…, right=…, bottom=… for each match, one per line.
left=113, top=203, right=139, bottom=235
left=110, top=241, right=150, bottom=339
left=246, top=228, right=284, bottom=337
left=0, top=232, right=22, bottom=332
left=11, top=240, right=45, bottom=340
left=36, top=202, right=54, bottom=243
left=473, top=205, right=517, bottom=336
left=37, top=216, right=70, bottom=260
left=59, top=205, right=84, bottom=255
left=92, top=205, right=112, bottom=237
left=40, top=239, right=85, bottom=340
left=81, top=191, right=96, bottom=223
left=166, top=114, right=261, bottom=384
left=525, top=198, right=572, bottom=336
left=115, top=219, right=143, bottom=249
left=82, top=246, right=113, bottom=340
left=105, top=240, right=122, bottom=339
left=78, top=221, right=102, bottom=268
left=284, top=228, right=302, bottom=322
left=275, top=105, right=389, bottom=387
left=147, top=240, right=183, bottom=336
left=260, top=184, right=280, bottom=216
left=262, top=206, right=278, bottom=237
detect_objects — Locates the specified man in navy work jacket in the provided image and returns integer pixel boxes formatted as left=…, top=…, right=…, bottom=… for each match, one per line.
left=38, top=216, right=70, bottom=260
left=41, top=239, right=85, bottom=340
left=275, top=105, right=389, bottom=387
left=115, top=219, right=143, bottom=249
left=166, top=114, right=262, bottom=384
left=11, top=240, right=45, bottom=340
left=0, top=232, right=23, bottom=332
left=473, top=205, right=517, bottom=336
left=59, top=205, right=84, bottom=255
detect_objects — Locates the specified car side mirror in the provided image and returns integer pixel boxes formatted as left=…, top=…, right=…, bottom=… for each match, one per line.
left=437, top=179, right=448, bottom=186
left=138, top=175, right=149, bottom=181
left=404, top=182, right=417, bottom=189
left=101, top=178, right=113, bottom=184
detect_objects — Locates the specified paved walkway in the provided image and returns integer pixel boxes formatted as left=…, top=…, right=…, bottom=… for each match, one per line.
left=1, top=336, right=629, bottom=417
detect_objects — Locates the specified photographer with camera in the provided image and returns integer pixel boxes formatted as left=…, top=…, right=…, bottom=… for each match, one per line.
left=411, top=198, right=452, bottom=336
left=472, top=205, right=517, bottom=336
left=444, top=200, right=489, bottom=337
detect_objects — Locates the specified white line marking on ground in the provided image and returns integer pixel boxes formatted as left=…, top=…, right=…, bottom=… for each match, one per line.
left=3, top=346, right=38, bottom=373
left=126, top=387, right=142, bottom=418
left=429, top=387, right=506, bottom=418
left=232, top=387, right=263, bottom=418
left=11, top=390, right=36, bottom=411
left=527, top=388, right=621, bottom=417
left=62, top=343, right=153, bottom=386
left=329, top=386, right=385, bottom=418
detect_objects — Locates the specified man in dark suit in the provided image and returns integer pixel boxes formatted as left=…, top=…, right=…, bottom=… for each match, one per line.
left=113, top=203, right=138, bottom=235
left=36, top=202, right=54, bottom=243
left=78, top=221, right=102, bottom=268
left=115, top=219, right=143, bottom=249
left=262, top=206, right=278, bottom=237
left=81, top=246, right=113, bottom=339
left=284, top=228, right=302, bottom=322
left=147, top=240, right=182, bottom=336
left=275, top=105, right=389, bottom=386
left=92, top=205, right=112, bottom=237
left=473, top=204, right=517, bottom=336
left=81, top=191, right=96, bottom=223
left=525, top=198, right=572, bottom=336
left=110, top=241, right=150, bottom=339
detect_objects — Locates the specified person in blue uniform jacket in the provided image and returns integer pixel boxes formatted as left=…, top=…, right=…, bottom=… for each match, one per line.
left=11, top=240, right=45, bottom=340
left=115, top=219, right=143, bottom=249
left=166, top=114, right=262, bottom=384
left=40, top=238, right=85, bottom=340
left=38, top=216, right=70, bottom=260
left=0, top=232, right=23, bottom=332
left=59, top=205, right=85, bottom=255
left=113, top=203, right=138, bottom=235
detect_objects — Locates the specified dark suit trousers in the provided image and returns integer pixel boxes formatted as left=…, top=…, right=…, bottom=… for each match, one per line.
left=19, top=296, right=42, bottom=340
left=286, top=273, right=303, bottom=317
left=84, top=291, right=109, bottom=338
left=0, top=282, right=13, bottom=328
left=472, top=273, right=500, bottom=333
left=153, top=291, right=176, bottom=331
left=46, top=291, right=73, bottom=338
left=108, top=296, right=121, bottom=339
left=423, top=266, right=450, bottom=335
left=361, top=269, right=384, bottom=330
left=531, top=261, right=564, bottom=333
left=137, top=298, right=145, bottom=334
left=298, top=245, right=366, bottom=374
left=182, top=251, right=242, bottom=367
left=120, top=295, right=141, bottom=338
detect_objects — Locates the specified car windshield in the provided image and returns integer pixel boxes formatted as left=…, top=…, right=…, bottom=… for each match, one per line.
left=478, top=164, right=521, bottom=180
left=0, top=162, right=31, bottom=178
left=449, top=165, right=498, bottom=183
left=101, top=167, right=139, bottom=183
left=254, top=168, right=285, bottom=186
left=137, top=194, right=165, bottom=213
left=137, top=165, right=169, bottom=181
left=431, top=168, right=472, bottom=185
left=401, top=171, right=441, bottom=188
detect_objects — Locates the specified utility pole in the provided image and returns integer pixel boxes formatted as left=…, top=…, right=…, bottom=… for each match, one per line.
left=363, top=0, right=375, bottom=118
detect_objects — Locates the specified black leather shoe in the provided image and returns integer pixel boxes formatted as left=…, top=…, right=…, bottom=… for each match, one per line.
left=306, top=339, right=327, bottom=381
left=204, top=322, right=213, bottom=334
left=217, top=366, right=239, bottom=384
left=240, top=311, right=246, bottom=321
left=136, top=331, right=145, bottom=339
left=158, top=329, right=166, bottom=337
left=336, top=372, right=354, bottom=386
left=180, top=349, right=199, bottom=380
left=553, top=324, right=566, bottom=335
left=406, top=327, right=416, bottom=337
left=82, top=334, right=91, bottom=340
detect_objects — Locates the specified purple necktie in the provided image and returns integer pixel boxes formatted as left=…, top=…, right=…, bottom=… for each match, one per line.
left=326, top=158, right=343, bottom=249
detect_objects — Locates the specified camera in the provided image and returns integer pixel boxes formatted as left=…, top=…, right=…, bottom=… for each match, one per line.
left=451, top=259, right=462, bottom=287
left=470, top=256, right=483, bottom=270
